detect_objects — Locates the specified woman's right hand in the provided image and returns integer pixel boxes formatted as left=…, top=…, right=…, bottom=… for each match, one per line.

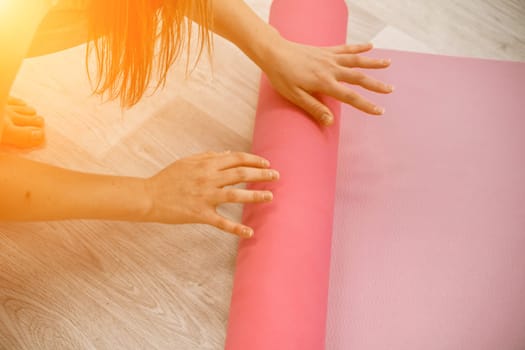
left=144, top=151, right=279, bottom=238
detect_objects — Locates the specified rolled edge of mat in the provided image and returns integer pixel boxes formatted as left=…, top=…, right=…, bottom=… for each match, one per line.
left=225, top=1, right=348, bottom=349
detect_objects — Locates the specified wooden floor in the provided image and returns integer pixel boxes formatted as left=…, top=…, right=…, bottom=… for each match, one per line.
left=1, top=1, right=524, bottom=349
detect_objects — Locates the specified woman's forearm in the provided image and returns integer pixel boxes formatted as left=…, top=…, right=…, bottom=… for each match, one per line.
left=0, top=2, right=150, bottom=222
left=0, top=154, right=150, bottom=221
left=192, top=0, right=281, bottom=68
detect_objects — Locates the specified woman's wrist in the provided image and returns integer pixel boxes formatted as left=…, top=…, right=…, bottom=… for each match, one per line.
left=241, top=25, right=283, bottom=70
left=109, top=175, right=153, bottom=222
left=205, top=0, right=284, bottom=71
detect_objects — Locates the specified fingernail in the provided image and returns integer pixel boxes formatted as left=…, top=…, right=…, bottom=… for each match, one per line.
left=31, top=130, right=44, bottom=143
left=263, top=160, right=270, bottom=167
left=242, top=227, right=253, bottom=238
left=322, top=114, right=333, bottom=125
left=272, top=171, right=280, bottom=180
left=374, top=106, right=385, bottom=115
left=223, top=150, right=231, bottom=154
left=264, top=192, right=273, bottom=201
left=383, top=58, right=391, bottom=65
left=389, top=85, right=395, bottom=92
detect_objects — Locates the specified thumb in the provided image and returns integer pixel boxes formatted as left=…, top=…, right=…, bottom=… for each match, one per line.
left=293, top=89, right=334, bottom=126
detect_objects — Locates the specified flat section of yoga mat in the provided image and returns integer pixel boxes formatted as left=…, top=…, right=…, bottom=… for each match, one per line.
left=326, top=50, right=525, bottom=350
left=225, top=1, right=346, bottom=349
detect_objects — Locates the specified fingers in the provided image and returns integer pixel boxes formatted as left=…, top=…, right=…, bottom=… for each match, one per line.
left=6, top=96, right=26, bottom=106
left=337, top=69, right=393, bottom=94
left=2, top=121, right=45, bottom=148
left=327, top=45, right=392, bottom=115
left=337, top=54, right=391, bottom=69
left=216, top=151, right=271, bottom=170
left=8, top=112, right=44, bottom=127
left=217, top=167, right=279, bottom=187
left=293, top=89, right=334, bottom=126
left=216, top=188, right=274, bottom=204
left=207, top=212, right=254, bottom=238
left=10, top=105, right=37, bottom=116
left=325, top=82, right=384, bottom=115
left=206, top=186, right=276, bottom=238
left=329, top=42, right=373, bottom=54
left=4, top=101, right=42, bottom=127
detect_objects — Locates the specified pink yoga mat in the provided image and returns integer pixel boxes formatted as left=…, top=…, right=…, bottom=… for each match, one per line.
left=226, top=1, right=525, bottom=349
left=226, top=0, right=347, bottom=349
left=326, top=50, right=525, bottom=349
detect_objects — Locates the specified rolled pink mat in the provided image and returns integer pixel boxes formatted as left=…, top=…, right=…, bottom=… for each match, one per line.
left=225, top=0, right=348, bottom=349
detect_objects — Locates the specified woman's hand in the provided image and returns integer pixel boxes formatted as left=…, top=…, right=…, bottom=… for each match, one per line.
left=144, top=151, right=279, bottom=238
left=2, top=96, right=45, bottom=148
left=199, top=0, right=392, bottom=125
left=260, top=40, right=393, bottom=125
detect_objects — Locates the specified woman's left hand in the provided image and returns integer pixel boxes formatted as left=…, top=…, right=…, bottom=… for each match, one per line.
left=260, top=40, right=393, bottom=126
left=2, top=97, right=45, bottom=148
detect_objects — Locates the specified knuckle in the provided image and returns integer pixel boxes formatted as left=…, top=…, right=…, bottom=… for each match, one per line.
left=318, top=74, right=332, bottom=88
left=236, top=152, right=248, bottom=161
left=253, top=191, right=263, bottom=202
left=290, top=88, right=304, bottom=101
left=189, top=206, right=205, bottom=219
left=203, top=210, right=218, bottom=222
left=313, top=68, right=330, bottom=85
left=352, top=70, right=366, bottom=83
left=344, top=91, right=358, bottom=103
left=225, top=190, right=238, bottom=202
left=235, top=168, right=248, bottom=181
left=215, top=218, right=227, bottom=231
left=329, top=63, right=340, bottom=75
left=352, top=55, right=364, bottom=66
left=345, top=54, right=357, bottom=66
left=322, top=56, right=338, bottom=70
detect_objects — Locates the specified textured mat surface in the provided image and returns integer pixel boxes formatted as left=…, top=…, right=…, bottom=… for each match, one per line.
left=327, top=50, right=525, bottom=350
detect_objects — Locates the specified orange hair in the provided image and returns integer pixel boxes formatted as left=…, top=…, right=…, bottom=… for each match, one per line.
left=86, top=0, right=213, bottom=108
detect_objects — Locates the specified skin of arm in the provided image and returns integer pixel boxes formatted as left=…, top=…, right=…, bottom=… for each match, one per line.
left=202, top=0, right=281, bottom=70
left=0, top=1, right=150, bottom=222
left=0, top=154, right=150, bottom=221
left=0, top=1, right=277, bottom=238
